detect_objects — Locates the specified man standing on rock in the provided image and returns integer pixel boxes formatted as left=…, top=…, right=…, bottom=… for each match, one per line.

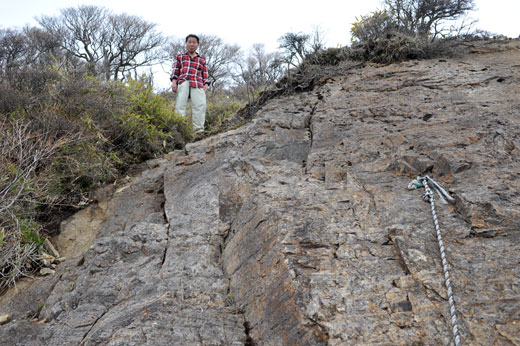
left=170, top=34, right=210, bottom=134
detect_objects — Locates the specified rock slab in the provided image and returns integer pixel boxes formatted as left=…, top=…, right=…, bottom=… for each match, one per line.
left=1, top=40, right=519, bottom=345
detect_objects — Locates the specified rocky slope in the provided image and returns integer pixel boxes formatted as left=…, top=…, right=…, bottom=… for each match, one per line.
left=1, top=40, right=519, bottom=345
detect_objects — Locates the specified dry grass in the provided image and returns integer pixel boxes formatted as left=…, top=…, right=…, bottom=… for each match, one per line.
left=0, top=118, right=75, bottom=289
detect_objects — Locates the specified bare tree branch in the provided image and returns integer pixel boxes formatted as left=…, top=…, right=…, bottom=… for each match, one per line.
left=105, top=13, right=165, bottom=80
left=384, top=0, right=475, bottom=39
left=38, top=5, right=109, bottom=75
left=37, top=5, right=165, bottom=80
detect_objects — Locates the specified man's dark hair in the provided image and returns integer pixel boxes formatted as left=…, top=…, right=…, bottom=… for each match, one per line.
left=186, top=34, right=200, bottom=43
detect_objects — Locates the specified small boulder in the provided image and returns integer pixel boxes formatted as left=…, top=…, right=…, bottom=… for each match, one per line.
left=40, top=268, right=55, bottom=276
left=0, top=314, right=9, bottom=325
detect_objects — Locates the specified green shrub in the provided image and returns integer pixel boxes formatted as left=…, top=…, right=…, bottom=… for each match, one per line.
left=19, top=218, right=44, bottom=247
left=0, top=70, right=199, bottom=289
left=348, top=7, right=462, bottom=64
left=205, top=96, right=243, bottom=134
left=349, top=10, right=427, bottom=64
left=118, top=77, right=193, bottom=157
left=349, top=33, right=426, bottom=64
left=351, top=10, right=396, bottom=44
left=306, top=47, right=350, bottom=66
left=43, top=142, right=119, bottom=203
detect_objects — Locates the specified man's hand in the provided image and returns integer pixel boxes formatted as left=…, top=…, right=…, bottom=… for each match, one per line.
left=172, top=80, right=177, bottom=93
left=203, top=84, right=208, bottom=93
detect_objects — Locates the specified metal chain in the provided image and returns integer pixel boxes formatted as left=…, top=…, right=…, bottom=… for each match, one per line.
left=422, top=179, right=461, bottom=346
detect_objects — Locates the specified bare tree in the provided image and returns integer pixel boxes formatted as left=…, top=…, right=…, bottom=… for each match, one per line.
left=165, top=38, right=185, bottom=61
left=250, top=44, right=284, bottom=85
left=278, top=32, right=310, bottom=68
left=0, top=29, right=27, bottom=79
left=198, top=35, right=240, bottom=90
left=439, top=14, right=478, bottom=38
left=22, top=26, right=64, bottom=67
left=278, top=29, right=327, bottom=69
left=0, top=118, right=73, bottom=289
left=104, top=13, right=164, bottom=81
left=384, top=0, right=475, bottom=39
left=310, top=26, right=327, bottom=52
left=0, top=26, right=67, bottom=76
left=38, top=5, right=164, bottom=80
left=38, top=5, right=109, bottom=75
left=233, top=44, right=283, bottom=105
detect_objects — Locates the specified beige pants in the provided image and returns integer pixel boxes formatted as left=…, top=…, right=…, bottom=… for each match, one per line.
left=174, top=81, right=206, bottom=132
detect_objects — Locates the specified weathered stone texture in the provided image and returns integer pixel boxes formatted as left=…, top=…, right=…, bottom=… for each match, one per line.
left=1, top=40, right=519, bottom=345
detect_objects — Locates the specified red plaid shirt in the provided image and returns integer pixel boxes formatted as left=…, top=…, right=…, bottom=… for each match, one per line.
left=170, top=52, right=209, bottom=88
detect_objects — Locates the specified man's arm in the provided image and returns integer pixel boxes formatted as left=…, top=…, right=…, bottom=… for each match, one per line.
left=202, top=58, right=210, bottom=92
left=170, top=54, right=182, bottom=92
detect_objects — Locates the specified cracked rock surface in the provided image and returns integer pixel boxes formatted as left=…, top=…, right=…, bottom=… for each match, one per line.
left=1, top=40, right=519, bottom=345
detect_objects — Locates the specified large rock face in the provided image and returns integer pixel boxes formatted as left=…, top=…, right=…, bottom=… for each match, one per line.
left=1, top=40, right=519, bottom=345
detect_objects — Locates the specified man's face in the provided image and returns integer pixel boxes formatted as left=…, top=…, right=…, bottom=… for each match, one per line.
left=186, top=37, right=199, bottom=53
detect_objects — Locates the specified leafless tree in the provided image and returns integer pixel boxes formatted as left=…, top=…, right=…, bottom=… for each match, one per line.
left=103, top=13, right=164, bottom=81
left=38, top=5, right=164, bottom=80
left=233, top=44, right=283, bottom=104
left=0, top=120, right=59, bottom=214
left=0, top=29, right=26, bottom=79
left=22, top=26, right=64, bottom=67
left=278, top=32, right=310, bottom=68
left=310, top=26, right=327, bottom=52
left=38, top=5, right=109, bottom=75
left=278, top=29, right=327, bottom=69
left=198, top=35, right=240, bottom=90
left=384, top=0, right=475, bottom=39
left=440, top=15, right=479, bottom=38
left=165, top=38, right=185, bottom=61
left=0, top=26, right=67, bottom=78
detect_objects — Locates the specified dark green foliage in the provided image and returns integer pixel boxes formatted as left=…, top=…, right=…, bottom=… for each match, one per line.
left=20, top=219, right=44, bottom=247
left=350, top=33, right=426, bottom=64
left=305, top=47, right=350, bottom=66
left=118, top=77, right=193, bottom=158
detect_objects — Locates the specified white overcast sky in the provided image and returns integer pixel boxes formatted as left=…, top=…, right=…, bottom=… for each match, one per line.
left=1, top=0, right=518, bottom=88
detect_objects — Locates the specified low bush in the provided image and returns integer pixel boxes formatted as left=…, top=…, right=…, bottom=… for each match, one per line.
left=118, top=77, right=193, bottom=159
left=351, top=10, right=397, bottom=44
left=205, top=94, right=244, bottom=134
left=346, top=4, right=480, bottom=64
left=0, top=70, right=196, bottom=289
left=349, top=33, right=427, bottom=64
left=348, top=10, right=440, bottom=64
left=0, top=117, right=65, bottom=289
left=305, top=47, right=350, bottom=66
